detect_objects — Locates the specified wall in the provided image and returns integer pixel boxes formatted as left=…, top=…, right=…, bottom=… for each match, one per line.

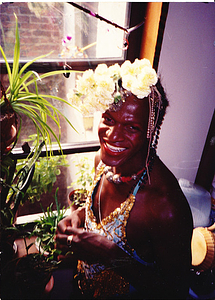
left=157, top=2, right=215, bottom=183
left=0, top=2, right=63, bottom=59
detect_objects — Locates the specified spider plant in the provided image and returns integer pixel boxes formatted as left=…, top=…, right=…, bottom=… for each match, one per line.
left=0, top=13, right=82, bottom=268
left=0, top=13, right=82, bottom=156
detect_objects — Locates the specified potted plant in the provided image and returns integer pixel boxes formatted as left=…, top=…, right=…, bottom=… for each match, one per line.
left=0, top=141, right=45, bottom=266
left=31, top=187, right=67, bottom=258
left=0, top=169, right=68, bottom=299
left=0, top=164, right=69, bottom=299
left=4, top=188, right=69, bottom=299
left=68, top=156, right=94, bottom=210
left=0, top=14, right=80, bottom=288
left=1, top=229, right=60, bottom=299
left=0, top=14, right=81, bottom=234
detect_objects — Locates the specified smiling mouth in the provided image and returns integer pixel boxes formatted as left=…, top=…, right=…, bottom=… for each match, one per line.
left=105, top=142, right=127, bottom=153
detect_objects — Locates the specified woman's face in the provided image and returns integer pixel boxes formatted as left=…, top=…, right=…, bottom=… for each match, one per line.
left=98, top=94, right=149, bottom=174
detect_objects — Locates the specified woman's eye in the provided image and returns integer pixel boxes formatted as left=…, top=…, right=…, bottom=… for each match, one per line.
left=126, top=125, right=139, bottom=132
left=103, top=116, right=113, bottom=124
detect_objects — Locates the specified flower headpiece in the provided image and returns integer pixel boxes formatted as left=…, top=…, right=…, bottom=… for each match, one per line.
left=67, top=58, right=158, bottom=115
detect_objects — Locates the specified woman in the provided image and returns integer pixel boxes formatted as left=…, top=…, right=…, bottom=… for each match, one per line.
left=55, top=59, right=193, bottom=299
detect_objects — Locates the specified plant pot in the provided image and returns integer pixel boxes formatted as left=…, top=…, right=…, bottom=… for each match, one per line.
left=68, top=190, right=87, bottom=212
left=0, top=240, right=17, bottom=270
left=0, top=110, right=18, bottom=154
left=1, top=253, right=54, bottom=299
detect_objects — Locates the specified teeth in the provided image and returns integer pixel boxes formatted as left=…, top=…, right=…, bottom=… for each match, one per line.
left=106, top=143, right=126, bottom=152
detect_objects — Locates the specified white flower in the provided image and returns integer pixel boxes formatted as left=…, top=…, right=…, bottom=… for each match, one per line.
left=121, top=60, right=136, bottom=76
left=96, top=76, right=115, bottom=98
left=108, top=63, right=121, bottom=80
left=122, top=74, right=133, bottom=91
left=131, top=84, right=151, bottom=99
left=138, top=66, right=157, bottom=87
left=67, top=89, right=81, bottom=106
left=70, top=58, right=158, bottom=115
left=95, top=64, right=108, bottom=76
left=133, top=58, right=151, bottom=73
left=76, top=70, right=96, bottom=94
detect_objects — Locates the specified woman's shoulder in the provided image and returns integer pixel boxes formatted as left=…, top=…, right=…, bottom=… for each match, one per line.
left=94, top=150, right=101, bottom=174
left=138, top=156, right=192, bottom=226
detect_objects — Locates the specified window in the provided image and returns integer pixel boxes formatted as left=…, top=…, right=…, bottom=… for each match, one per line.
left=1, top=2, right=129, bottom=62
left=1, top=2, right=130, bottom=146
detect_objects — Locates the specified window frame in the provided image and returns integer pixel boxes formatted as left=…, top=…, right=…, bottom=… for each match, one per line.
left=0, top=2, right=169, bottom=157
left=0, top=2, right=131, bottom=72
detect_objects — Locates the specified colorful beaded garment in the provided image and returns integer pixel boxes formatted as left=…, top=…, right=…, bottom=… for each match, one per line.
left=77, top=158, right=155, bottom=298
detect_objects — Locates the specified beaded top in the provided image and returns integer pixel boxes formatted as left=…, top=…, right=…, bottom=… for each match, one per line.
left=77, top=163, right=155, bottom=298
left=85, top=165, right=135, bottom=253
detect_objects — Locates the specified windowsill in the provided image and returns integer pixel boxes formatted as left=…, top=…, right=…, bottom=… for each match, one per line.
left=12, top=140, right=100, bottom=159
left=16, top=208, right=71, bottom=225
left=12, top=140, right=98, bottom=226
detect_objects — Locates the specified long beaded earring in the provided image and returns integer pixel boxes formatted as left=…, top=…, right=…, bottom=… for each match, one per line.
left=145, top=87, right=161, bottom=184
left=147, top=91, right=155, bottom=139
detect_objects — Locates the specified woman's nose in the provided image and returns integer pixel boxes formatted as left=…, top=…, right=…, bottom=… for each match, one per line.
left=106, top=124, right=123, bottom=141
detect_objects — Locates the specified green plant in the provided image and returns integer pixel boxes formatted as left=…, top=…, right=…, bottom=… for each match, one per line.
left=0, top=13, right=81, bottom=156
left=0, top=141, right=45, bottom=234
left=0, top=14, right=81, bottom=298
left=16, top=136, right=69, bottom=203
left=0, top=141, right=45, bottom=275
left=19, top=155, right=69, bottom=203
left=68, top=155, right=94, bottom=207
left=30, top=188, right=67, bottom=259
left=1, top=189, right=64, bottom=299
left=0, top=13, right=80, bottom=247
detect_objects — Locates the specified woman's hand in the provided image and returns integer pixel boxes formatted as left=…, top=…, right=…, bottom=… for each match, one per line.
left=55, top=206, right=126, bottom=264
left=55, top=226, right=122, bottom=264
left=57, top=206, right=85, bottom=231
left=54, top=207, right=85, bottom=261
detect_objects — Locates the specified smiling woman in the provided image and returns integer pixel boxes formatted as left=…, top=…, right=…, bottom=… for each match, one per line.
left=55, top=58, right=193, bottom=299
left=98, top=95, right=149, bottom=173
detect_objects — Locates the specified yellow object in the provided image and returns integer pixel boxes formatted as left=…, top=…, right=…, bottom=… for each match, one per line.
left=191, top=226, right=215, bottom=272
left=140, top=2, right=163, bottom=65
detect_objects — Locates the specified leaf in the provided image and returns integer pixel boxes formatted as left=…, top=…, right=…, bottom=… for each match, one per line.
left=0, top=46, right=12, bottom=89
left=11, top=14, right=20, bottom=87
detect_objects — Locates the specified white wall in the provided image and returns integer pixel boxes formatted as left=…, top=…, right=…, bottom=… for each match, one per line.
left=157, top=2, right=215, bottom=182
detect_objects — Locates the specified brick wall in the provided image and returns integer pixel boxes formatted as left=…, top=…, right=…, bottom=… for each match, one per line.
left=0, top=2, right=68, bottom=147
left=0, top=2, right=64, bottom=59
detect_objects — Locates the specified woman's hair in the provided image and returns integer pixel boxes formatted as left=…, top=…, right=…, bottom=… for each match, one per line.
left=151, top=78, right=169, bottom=150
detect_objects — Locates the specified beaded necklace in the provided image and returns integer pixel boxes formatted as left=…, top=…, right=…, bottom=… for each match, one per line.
left=97, top=147, right=156, bottom=184
left=97, top=148, right=156, bottom=226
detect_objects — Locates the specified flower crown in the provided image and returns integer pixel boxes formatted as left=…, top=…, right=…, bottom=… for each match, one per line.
left=67, top=58, right=158, bottom=115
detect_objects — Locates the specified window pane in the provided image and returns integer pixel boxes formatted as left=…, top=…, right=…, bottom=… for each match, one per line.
left=17, top=151, right=96, bottom=217
left=0, top=2, right=129, bottom=62
left=1, top=2, right=130, bottom=148
left=0, top=71, right=101, bottom=148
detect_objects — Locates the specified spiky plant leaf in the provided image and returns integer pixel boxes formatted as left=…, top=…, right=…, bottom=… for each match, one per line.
left=0, top=14, right=82, bottom=154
